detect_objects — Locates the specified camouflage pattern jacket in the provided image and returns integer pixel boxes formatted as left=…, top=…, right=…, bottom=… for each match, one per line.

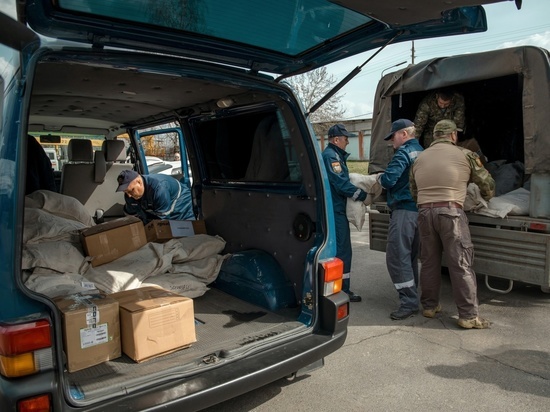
left=414, top=92, right=465, bottom=148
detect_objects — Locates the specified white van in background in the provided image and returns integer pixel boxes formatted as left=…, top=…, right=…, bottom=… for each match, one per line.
left=43, top=147, right=59, bottom=171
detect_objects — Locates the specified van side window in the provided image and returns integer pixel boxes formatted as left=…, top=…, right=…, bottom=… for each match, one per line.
left=196, top=110, right=302, bottom=183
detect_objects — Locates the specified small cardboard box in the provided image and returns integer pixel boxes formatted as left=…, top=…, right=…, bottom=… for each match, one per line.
left=54, top=293, right=121, bottom=373
left=145, top=219, right=206, bottom=243
left=80, top=216, right=147, bottom=267
left=109, top=287, right=196, bottom=362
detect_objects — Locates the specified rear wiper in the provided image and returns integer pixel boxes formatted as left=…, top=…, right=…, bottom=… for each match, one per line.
left=305, top=32, right=401, bottom=116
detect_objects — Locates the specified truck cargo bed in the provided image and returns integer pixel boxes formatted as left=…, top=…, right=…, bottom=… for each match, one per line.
left=368, top=203, right=550, bottom=292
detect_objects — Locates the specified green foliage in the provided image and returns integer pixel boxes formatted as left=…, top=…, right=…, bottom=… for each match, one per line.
left=347, top=161, right=369, bottom=175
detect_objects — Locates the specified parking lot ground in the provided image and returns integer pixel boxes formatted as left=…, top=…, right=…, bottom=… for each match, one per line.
left=204, top=223, right=550, bottom=412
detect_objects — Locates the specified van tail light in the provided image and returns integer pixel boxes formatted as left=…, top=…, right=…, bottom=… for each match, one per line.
left=321, top=258, right=344, bottom=296
left=0, top=320, right=53, bottom=378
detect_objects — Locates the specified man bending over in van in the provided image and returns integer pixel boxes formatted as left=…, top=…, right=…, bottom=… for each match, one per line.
left=116, top=169, right=194, bottom=224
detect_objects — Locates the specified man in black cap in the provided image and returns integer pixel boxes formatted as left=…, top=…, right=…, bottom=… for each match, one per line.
left=116, top=169, right=194, bottom=224
left=377, top=119, right=423, bottom=320
left=322, top=123, right=369, bottom=302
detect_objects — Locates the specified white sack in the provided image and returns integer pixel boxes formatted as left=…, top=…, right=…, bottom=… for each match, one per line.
left=465, top=184, right=530, bottom=219
left=347, top=173, right=383, bottom=231
left=82, top=235, right=227, bottom=294
left=141, top=273, right=208, bottom=298
left=24, top=272, right=98, bottom=298
left=22, top=240, right=89, bottom=273
left=23, top=208, right=86, bottom=244
left=25, top=190, right=95, bottom=226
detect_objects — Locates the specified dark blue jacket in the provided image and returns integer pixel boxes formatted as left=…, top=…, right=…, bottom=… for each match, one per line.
left=124, top=174, right=194, bottom=224
left=379, top=139, right=423, bottom=211
left=322, top=143, right=366, bottom=214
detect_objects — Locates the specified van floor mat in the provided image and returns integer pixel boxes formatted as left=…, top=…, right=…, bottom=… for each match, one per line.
left=66, top=288, right=304, bottom=404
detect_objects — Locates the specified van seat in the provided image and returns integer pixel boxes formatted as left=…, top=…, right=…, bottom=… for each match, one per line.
left=67, top=139, right=94, bottom=162
left=90, top=140, right=134, bottom=219
left=103, top=139, right=126, bottom=163
left=60, top=139, right=95, bottom=200
left=61, top=139, right=133, bottom=222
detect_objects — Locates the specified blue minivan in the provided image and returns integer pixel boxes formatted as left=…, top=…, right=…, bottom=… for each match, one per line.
left=0, top=1, right=514, bottom=410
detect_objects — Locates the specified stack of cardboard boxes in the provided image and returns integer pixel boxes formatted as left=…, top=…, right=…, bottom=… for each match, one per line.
left=55, top=217, right=205, bottom=372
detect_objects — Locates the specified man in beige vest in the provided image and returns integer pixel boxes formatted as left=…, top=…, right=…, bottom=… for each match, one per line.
left=410, top=120, right=495, bottom=329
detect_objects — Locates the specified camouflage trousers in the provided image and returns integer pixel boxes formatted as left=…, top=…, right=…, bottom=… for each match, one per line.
left=417, top=206, right=479, bottom=319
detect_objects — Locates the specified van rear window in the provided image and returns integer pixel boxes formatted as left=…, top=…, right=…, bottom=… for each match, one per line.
left=56, top=0, right=371, bottom=56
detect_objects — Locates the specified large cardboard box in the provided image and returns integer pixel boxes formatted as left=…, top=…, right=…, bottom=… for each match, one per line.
left=109, top=287, right=196, bottom=362
left=54, top=293, right=121, bottom=372
left=145, top=219, right=206, bottom=243
left=80, top=216, right=147, bottom=267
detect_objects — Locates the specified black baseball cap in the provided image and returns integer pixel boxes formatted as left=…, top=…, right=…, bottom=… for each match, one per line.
left=328, top=124, right=351, bottom=138
left=384, top=119, right=414, bottom=141
left=116, top=170, right=139, bottom=192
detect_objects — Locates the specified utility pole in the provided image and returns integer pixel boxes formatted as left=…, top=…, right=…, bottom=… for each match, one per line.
left=411, top=41, right=415, bottom=65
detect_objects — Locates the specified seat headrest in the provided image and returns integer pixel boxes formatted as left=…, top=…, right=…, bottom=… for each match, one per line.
left=102, top=140, right=127, bottom=162
left=68, top=139, right=93, bottom=162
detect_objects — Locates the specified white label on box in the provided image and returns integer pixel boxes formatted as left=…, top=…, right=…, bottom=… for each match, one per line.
left=80, top=323, right=108, bottom=349
left=169, top=220, right=195, bottom=237
left=81, top=281, right=96, bottom=290
left=85, top=306, right=100, bottom=326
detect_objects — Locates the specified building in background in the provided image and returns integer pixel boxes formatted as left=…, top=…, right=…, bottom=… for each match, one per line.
left=314, top=118, right=373, bottom=161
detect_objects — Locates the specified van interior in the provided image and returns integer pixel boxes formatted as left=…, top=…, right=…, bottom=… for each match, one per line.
left=21, top=50, right=322, bottom=405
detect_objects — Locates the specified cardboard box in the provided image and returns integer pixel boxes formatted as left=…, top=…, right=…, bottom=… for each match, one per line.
left=145, top=219, right=206, bottom=243
left=54, top=293, right=121, bottom=372
left=80, top=216, right=147, bottom=267
left=109, top=287, right=196, bottom=362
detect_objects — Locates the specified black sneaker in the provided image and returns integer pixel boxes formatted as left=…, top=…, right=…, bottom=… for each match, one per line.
left=390, top=308, right=419, bottom=320
left=347, top=291, right=362, bottom=302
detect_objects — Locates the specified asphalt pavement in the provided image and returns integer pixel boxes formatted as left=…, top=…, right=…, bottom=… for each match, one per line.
left=203, top=221, right=550, bottom=412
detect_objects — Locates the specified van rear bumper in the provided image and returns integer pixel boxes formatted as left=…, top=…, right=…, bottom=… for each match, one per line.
left=83, top=330, right=345, bottom=411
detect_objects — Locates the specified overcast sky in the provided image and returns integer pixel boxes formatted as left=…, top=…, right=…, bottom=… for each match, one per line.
left=327, top=0, right=550, bottom=120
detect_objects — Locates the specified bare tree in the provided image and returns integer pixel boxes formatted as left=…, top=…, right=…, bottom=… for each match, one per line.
left=286, top=67, right=346, bottom=136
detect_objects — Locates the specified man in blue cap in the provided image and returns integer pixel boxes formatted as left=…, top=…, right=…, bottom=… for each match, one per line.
left=116, top=169, right=194, bottom=224
left=377, top=119, right=423, bottom=320
left=322, top=123, right=369, bottom=302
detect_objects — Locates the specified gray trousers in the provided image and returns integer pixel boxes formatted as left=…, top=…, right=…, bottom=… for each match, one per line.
left=386, top=209, right=420, bottom=311
left=417, top=207, right=479, bottom=319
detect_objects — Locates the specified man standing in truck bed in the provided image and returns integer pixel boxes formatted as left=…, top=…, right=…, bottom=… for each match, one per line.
left=410, top=119, right=495, bottom=329
left=414, top=89, right=465, bottom=148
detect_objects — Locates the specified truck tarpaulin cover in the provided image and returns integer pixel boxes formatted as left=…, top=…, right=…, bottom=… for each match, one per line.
left=369, top=46, right=550, bottom=175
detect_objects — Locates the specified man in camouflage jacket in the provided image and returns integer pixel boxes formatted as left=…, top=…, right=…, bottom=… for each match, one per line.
left=414, top=89, right=465, bottom=148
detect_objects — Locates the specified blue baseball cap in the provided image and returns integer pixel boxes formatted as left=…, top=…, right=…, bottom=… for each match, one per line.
left=116, top=169, right=139, bottom=192
left=328, top=124, right=351, bottom=138
left=384, top=119, right=414, bottom=141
